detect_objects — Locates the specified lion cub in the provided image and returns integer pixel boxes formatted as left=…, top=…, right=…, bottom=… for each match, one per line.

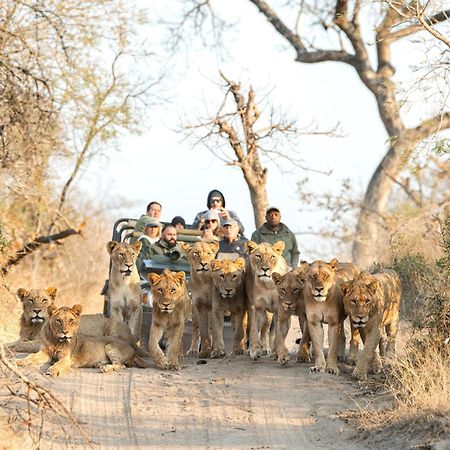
left=210, top=257, right=248, bottom=358
left=147, top=270, right=191, bottom=371
left=16, top=304, right=150, bottom=376
left=341, top=269, right=401, bottom=381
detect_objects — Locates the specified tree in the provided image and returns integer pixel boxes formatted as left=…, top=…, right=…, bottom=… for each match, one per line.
left=170, top=0, right=450, bottom=267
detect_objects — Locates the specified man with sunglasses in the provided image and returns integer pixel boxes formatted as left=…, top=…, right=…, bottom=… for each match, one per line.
left=192, top=189, right=245, bottom=236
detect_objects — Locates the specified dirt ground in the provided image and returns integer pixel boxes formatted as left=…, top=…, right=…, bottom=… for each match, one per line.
left=9, top=322, right=381, bottom=450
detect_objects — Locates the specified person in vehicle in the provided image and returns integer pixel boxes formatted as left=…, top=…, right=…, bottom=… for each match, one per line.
left=134, top=201, right=163, bottom=234
left=251, top=206, right=299, bottom=268
left=139, top=217, right=161, bottom=246
left=218, top=218, right=248, bottom=259
left=171, top=216, right=186, bottom=230
left=192, top=189, right=245, bottom=236
left=201, top=209, right=222, bottom=241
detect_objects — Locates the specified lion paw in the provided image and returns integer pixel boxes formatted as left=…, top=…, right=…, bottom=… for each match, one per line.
left=352, top=367, right=368, bottom=381
left=199, top=349, right=211, bottom=359
left=167, top=361, right=180, bottom=371
left=211, top=349, right=226, bottom=359
left=16, top=358, right=32, bottom=367
left=232, top=347, right=245, bottom=356
left=296, top=352, right=311, bottom=363
left=249, top=347, right=262, bottom=361
left=309, top=366, right=325, bottom=373
left=154, top=357, right=169, bottom=370
left=325, top=366, right=340, bottom=375
left=186, top=348, right=199, bottom=357
left=99, top=363, right=125, bottom=373
left=277, top=353, right=290, bottom=366
left=346, top=356, right=357, bottom=365
left=45, top=365, right=64, bottom=377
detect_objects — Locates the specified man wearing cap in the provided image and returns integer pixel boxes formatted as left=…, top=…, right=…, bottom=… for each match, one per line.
left=251, top=207, right=300, bottom=267
left=218, top=218, right=248, bottom=259
left=192, top=189, right=245, bottom=236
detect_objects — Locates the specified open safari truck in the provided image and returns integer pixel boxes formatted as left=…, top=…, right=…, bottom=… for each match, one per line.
left=101, top=217, right=202, bottom=350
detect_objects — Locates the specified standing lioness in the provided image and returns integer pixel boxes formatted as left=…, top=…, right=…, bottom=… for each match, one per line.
left=107, top=240, right=143, bottom=342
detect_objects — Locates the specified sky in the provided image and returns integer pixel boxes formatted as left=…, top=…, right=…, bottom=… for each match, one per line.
left=76, top=1, right=440, bottom=261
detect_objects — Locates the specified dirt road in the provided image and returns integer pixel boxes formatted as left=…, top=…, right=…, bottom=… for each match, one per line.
left=19, top=324, right=373, bottom=450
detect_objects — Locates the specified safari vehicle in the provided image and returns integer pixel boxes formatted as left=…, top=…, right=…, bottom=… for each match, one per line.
left=101, top=217, right=202, bottom=350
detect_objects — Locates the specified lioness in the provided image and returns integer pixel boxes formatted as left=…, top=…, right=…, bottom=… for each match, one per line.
left=16, top=304, right=150, bottom=376
left=147, top=270, right=190, bottom=370
left=341, top=269, right=401, bottom=381
left=303, top=259, right=359, bottom=375
left=210, top=257, right=248, bottom=358
left=245, top=241, right=289, bottom=360
left=107, top=240, right=143, bottom=342
left=272, top=262, right=311, bottom=365
left=185, top=240, right=219, bottom=358
left=7, top=287, right=139, bottom=354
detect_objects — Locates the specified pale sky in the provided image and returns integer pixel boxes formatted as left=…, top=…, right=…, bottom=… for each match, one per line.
left=77, top=2, right=440, bottom=261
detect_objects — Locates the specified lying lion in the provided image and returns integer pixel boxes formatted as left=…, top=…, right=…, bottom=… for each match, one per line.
left=16, top=304, right=150, bottom=376
left=6, top=287, right=139, bottom=354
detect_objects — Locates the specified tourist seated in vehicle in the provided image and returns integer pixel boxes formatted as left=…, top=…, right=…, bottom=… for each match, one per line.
left=133, top=201, right=163, bottom=238
left=200, top=209, right=222, bottom=242
left=218, top=218, right=248, bottom=259
left=192, top=189, right=245, bottom=236
left=137, top=224, right=188, bottom=275
left=138, top=217, right=161, bottom=247
left=171, top=216, right=186, bottom=230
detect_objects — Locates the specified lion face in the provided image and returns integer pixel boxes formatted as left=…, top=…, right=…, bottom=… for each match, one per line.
left=341, top=273, right=379, bottom=328
left=185, top=241, right=219, bottom=273
left=272, top=263, right=309, bottom=312
left=148, top=269, right=187, bottom=314
left=107, top=241, right=142, bottom=277
left=17, top=287, right=58, bottom=324
left=210, top=257, right=246, bottom=298
left=305, top=259, right=339, bottom=303
left=47, top=304, right=82, bottom=342
left=245, top=241, right=286, bottom=284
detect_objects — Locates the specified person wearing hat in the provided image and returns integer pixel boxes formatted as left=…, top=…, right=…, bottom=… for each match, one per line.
left=171, top=216, right=186, bottom=230
left=201, top=209, right=222, bottom=241
left=250, top=206, right=300, bottom=267
left=218, top=218, right=248, bottom=259
left=135, top=217, right=162, bottom=275
left=192, top=189, right=245, bottom=236
left=131, top=200, right=163, bottom=242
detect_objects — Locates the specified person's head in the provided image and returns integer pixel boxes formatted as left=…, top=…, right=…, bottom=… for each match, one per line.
left=203, top=209, right=220, bottom=232
left=161, top=224, right=177, bottom=248
left=171, top=216, right=186, bottom=230
left=207, top=189, right=225, bottom=210
left=143, top=218, right=161, bottom=238
left=146, top=201, right=162, bottom=219
left=265, top=206, right=281, bottom=229
left=222, top=219, right=239, bottom=242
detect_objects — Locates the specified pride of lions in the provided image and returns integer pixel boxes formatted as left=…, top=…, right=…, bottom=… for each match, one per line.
left=9, top=239, right=402, bottom=382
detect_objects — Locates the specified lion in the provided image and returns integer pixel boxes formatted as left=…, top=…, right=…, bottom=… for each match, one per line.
left=341, top=269, right=401, bottom=381
left=303, top=259, right=359, bottom=375
left=185, top=240, right=219, bottom=358
left=210, top=257, right=248, bottom=358
left=147, top=269, right=191, bottom=370
left=272, top=262, right=311, bottom=365
left=7, top=287, right=141, bottom=354
left=245, top=241, right=289, bottom=360
left=16, top=304, right=150, bottom=376
left=107, top=240, right=143, bottom=342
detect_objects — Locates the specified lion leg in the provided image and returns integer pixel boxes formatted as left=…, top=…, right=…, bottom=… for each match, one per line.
left=187, top=307, right=200, bottom=356
left=211, top=301, right=226, bottom=359
left=384, top=319, right=398, bottom=357
left=353, top=326, right=381, bottom=381
left=338, top=324, right=346, bottom=362
left=196, top=303, right=212, bottom=359
left=276, top=308, right=291, bottom=366
left=127, top=305, right=143, bottom=344
left=297, top=314, right=311, bottom=363
left=261, top=311, right=272, bottom=356
left=230, top=305, right=246, bottom=355
left=46, top=357, right=73, bottom=377
left=325, top=322, right=341, bottom=375
left=269, top=311, right=278, bottom=358
left=16, top=350, right=51, bottom=368
left=307, top=317, right=326, bottom=373
left=149, top=323, right=168, bottom=370
left=347, top=322, right=361, bottom=365
left=6, top=339, right=41, bottom=354
left=249, top=305, right=265, bottom=360
left=98, top=342, right=132, bottom=373
left=165, top=326, right=184, bottom=371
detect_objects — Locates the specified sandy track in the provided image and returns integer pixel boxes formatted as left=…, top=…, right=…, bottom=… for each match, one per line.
left=19, top=324, right=372, bottom=450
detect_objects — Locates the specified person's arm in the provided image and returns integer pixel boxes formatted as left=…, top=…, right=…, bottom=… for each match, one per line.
left=290, top=232, right=300, bottom=267
left=191, top=211, right=205, bottom=230
left=250, top=229, right=261, bottom=244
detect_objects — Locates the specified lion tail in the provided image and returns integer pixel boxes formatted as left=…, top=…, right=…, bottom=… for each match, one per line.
left=132, top=354, right=152, bottom=368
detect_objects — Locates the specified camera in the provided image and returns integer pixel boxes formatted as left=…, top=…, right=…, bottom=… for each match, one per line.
left=168, top=250, right=181, bottom=262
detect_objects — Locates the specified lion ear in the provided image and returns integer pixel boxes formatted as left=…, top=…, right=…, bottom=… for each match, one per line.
left=245, top=241, right=258, bottom=255
left=299, top=261, right=310, bottom=272
left=72, top=304, right=83, bottom=317
left=107, top=241, right=117, bottom=255
left=17, top=288, right=30, bottom=301
left=45, top=287, right=57, bottom=300
left=329, top=258, right=339, bottom=270
left=272, top=272, right=283, bottom=284
left=176, top=271, right=186, bottom=283
left=235, top=257, right=245, bottom=270
left=340, top=282, right=352, bottom=298
left=366, top=280, right=380, bottom=296
left=148, top=273, right=160, bottom=285
left=272, top=241, right=285, bottom=255
left=210, top=259, right=222, bottom=272
left=131, top=240, right=142, bottom=253
left=178, top=242, right=190, bottom=254
left=47, top=305, right=59, bottom=317
left=209, top=241, right=219, bottom=254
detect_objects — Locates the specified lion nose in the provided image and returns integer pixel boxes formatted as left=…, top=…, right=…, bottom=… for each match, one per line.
left=225, top=288, right=232, bottom=294
left=316, top=287, right=324, bottom=294
left=162, top=302, right=171, bottom=308
left=33, top=309, right=41, bottom=314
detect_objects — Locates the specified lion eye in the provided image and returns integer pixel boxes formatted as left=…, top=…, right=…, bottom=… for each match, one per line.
left=351, top=300, right=357, bottom=305
left=220, top=274, right=225, bottom=279
left=193, top=252, right=199, bottom=258
left=157, top=288, right=163, bottom=294
left=365, top=299, right=371, bottom=305
left=293, top=288, right=300, bottom=294
left=42, top=299, right=47, bottom=304
left=170, top=288, right=176, bottom=294
left=323, top=274, right=328, bottom=280
left=69, top=319, right=74, bottom=324
left=28, top=299, right=34, bottom=304
left=56, top=319, right=63, bottom=325
left=232, top=275, right=237, bottom=280
left=280, top=289, right=286, bottom=295
left=255, top=254, right=261, bottom=259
